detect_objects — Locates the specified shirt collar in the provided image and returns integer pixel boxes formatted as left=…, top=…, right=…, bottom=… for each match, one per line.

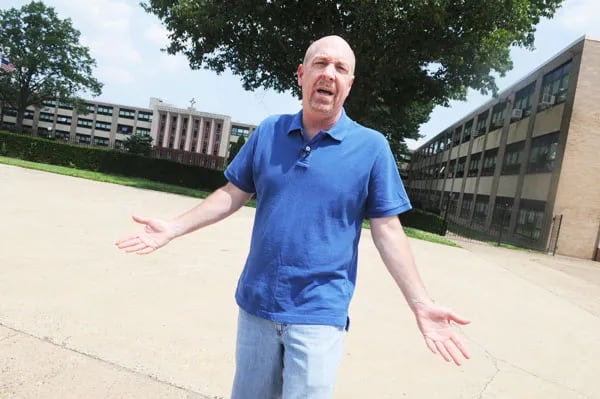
left=287, top=108, right=352, bottom=142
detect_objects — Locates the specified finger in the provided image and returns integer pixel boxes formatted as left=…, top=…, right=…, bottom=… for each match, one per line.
left=443, top=340, right=463, bottom=366
left=115, top=235, right=140, bottom=246
left=132, top=215, right=150, bottom=225
left=448, top=312, right=471, bottom=325
left=116, top=239, right=144, bottom=250
left=121, top=242, right=148, bottom=253
left=434, top=340, right=452, bottom=362
left=136, top=246, right=156, bottom=255
left=424, top=337, right=437, bottom=354
left=451, top=335, right=471, bottom=360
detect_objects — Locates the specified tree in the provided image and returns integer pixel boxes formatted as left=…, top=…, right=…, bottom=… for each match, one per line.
left=0, top=1, right=102, bottom=133
left=228, top=134, right=246, bottom=163
left=123, top=133, right=153, bottom=156
left=142, top=0, right=563, bottom=155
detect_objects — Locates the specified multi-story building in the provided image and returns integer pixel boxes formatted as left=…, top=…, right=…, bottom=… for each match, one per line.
left=407, top=36, right=600, bottom=261
left=0, top=97, right=257, bottom=170
left=230, top=122, right=256, bottom=144
left=148, top=98, right=232, bottom=169
left=1, top=98, right=153, bottom=149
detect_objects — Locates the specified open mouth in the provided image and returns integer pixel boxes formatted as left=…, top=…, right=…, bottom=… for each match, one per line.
left=316, top=88, right=334, bottom=96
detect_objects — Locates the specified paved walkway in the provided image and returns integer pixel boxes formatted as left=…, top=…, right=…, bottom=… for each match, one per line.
left=1, top=163, right=599, bottom=398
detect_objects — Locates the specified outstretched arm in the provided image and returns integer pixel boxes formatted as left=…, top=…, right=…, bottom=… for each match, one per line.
left=369, top=215, right=470, bottom=365
left=115, top=182, right=253, bottom=254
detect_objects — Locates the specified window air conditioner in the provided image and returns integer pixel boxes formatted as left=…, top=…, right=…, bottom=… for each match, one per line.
left=511, top=108, right=523, bottom=119
left=540, top=94, right=556, bottom=108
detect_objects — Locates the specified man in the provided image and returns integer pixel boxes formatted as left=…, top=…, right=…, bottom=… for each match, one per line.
left=116, top=35, right=469, bottom=399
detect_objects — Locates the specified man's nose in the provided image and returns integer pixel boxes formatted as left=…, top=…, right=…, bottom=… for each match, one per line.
left=322, top=63, right=336, bottom=80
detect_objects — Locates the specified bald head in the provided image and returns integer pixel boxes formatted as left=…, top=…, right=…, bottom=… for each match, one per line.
left=303, top=35, right=356, bottom=75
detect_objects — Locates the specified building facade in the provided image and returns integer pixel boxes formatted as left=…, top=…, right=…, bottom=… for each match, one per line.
left=0, top=97, right=257, bottom=170
left=407, top=37, right=600, bottom=261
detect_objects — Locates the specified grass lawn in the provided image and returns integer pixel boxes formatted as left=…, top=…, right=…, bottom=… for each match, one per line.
left=0, top=156, right=457, bottom=247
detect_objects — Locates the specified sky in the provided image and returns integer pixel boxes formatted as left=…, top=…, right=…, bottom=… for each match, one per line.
left=4, top=0, right=600, bottom=148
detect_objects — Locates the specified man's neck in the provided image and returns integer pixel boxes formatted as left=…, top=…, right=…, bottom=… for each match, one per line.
left=302, top=110, right=342, bottom=140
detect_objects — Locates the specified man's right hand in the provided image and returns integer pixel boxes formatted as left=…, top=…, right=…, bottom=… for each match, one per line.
left=115, top=215, right=177, bottom=255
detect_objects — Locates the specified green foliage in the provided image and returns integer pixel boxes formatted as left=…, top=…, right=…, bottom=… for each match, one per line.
left=227, top=135, right=246, bottom=163
left=0, top=130, right=227, bottom=192
left=0, top=1, right=102, bottom=131
left=399, top=209, right=448, bottom=236
left=142, top=0, right=563, bottom=155
left=124, top=133, right=153, bottom=156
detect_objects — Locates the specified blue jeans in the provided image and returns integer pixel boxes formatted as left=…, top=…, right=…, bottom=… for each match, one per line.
left=231, top=308, right=346, bottom=399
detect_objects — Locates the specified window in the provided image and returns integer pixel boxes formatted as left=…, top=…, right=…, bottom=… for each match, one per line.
left=513, top=83, right=535, bottom=119
left=95, top=121, right=111, bottom=131
left=231, top=125, right=250, bottom=137
left=460, top=194, right=474, bottom=219
left=468, top=153, right=481, bottom=177
left=138, top=111, right=152, bottom=122
left=475, top=111, right=488, bottom=137
left=481, top=148, right=498, bottom=176
left=516, top=200, right=546, bottom=240
left=135, top=127, right=150, bottom=135
left=462, top=121, right=473, bottom=143
left=56, top=115, right=72, bottom=125
left=117, top=124, right=133, bottom=134
left=94, top=136, right=109, bottom=146
left=456, top=157, right=466, bottom=178
left=84, top=103, right=96, bottom=113
left=490, top=103, right=506, bottom=130
left=447, top=159, right=456, bottom=178
left=97, top=105, right=113, bottom=116
left=473, top=195, right=489, bottom=226
left=4, top=107, right=17, bottom=117
left=58, top=100, right=73, bottom=110
left=445, top=130, right=452, bottom=149
left=76, top=134, right=91, bottom=144
left=42, top=99, right=57, bottom=107
left=77, top=118, right=93, bottom=128
left=540, top=61, right=572, bottom=107
left=23, top=110, right=34, bottom=120
left=527, top=132, right=559, bottom=174
left=39, top=112, right=54, bottom=122
left=492, top=197, right=513, bottom=230
left=452, top=127, right=462, bottom=146
left=119, top=108, right=136, bottom=119
left=502, top=141, right=525, bottom=175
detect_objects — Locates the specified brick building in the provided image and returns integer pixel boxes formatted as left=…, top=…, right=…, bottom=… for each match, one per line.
left=407, top=36, right=600, bottom=260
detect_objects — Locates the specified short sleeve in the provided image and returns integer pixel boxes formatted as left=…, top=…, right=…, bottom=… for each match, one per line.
left=224, top=127, right=259, bottom=193
left=365, top=142, right=412, bottom=218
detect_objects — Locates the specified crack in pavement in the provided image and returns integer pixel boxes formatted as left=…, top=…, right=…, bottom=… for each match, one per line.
left=0, top=321, right=214, bottom=399
left=477, top=347, right=500, bottom=399
left=468, top=336, right=592, bottom=399
left=464, top=247, right=600, bottom=320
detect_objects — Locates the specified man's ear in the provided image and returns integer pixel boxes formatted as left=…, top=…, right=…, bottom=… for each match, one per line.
left=297, top=64, right=304, bottom=86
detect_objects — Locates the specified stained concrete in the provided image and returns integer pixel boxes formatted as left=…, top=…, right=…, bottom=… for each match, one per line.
left=1, top=163, right=598, bottom=398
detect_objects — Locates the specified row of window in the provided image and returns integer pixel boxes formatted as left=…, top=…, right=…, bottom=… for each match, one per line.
left=415, top=60, right=572, bottom=160
left=412, top=132, right=559, bottom=179
left=413, top=189, right=546, bottom=241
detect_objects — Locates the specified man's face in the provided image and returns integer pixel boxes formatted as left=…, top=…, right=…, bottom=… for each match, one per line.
left=297, top=37, right=355, bottom=119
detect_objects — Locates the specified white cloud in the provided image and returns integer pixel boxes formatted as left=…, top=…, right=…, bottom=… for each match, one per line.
left=144, top=23, right=170, bottom=49
left=97, top=65, right=135, bottom=85
left=555, top=0, right=600, bottom=37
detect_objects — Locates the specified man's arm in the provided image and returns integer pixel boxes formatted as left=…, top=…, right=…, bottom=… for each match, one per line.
left=115, top=182, right=253, bottom=254
left=369, top=215, right=471, bottom=365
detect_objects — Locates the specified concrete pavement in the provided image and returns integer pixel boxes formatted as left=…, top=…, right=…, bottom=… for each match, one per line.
left=1, top=163, right=599, bottom=398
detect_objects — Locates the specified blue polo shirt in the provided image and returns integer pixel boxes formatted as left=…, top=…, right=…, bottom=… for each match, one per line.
left=224, top=109, right=411, bottom=326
